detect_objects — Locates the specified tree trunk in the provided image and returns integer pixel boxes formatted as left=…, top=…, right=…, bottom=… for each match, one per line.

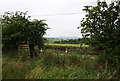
left=29, top=44, right=35, bottom=58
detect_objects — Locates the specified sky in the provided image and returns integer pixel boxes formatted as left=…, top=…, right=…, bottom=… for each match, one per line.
left=0, top=0, right=111, bottom=38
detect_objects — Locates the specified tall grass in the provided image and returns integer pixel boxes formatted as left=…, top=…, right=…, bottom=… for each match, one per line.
left=2, top=49, right=117, bottom=79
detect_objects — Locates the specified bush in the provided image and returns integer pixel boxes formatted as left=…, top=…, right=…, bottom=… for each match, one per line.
left=80, top=1, right=120, bottom=65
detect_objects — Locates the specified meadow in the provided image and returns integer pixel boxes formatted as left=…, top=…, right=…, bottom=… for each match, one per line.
left=2, top=48, right=117, bottom=79
left=45, top=38, right=89, bottom=47
left=45, top=43, right=89, bottom=47
left=1, top=1, right=120, bottom=79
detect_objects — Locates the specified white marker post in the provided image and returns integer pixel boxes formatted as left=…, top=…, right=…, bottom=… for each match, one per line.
left=65, top=48, right=68, bottom=53
left=40, top=48, right=43, bottom=52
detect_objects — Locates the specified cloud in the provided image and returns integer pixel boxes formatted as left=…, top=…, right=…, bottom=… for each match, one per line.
left=0, top=0, right=111, bottom=37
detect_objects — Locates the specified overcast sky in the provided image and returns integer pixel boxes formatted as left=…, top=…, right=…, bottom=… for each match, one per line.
left=0, top=0, right=111, bottom=37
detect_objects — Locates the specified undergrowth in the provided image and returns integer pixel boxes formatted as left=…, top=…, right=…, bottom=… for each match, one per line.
left=2, top=49, right=118, bottom=79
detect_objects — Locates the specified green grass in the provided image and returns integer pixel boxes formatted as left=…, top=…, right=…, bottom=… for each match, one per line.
left=45, top=43, right=89, bottom=47
left=45, top=38, right=89, bottom=47
left=2, top=49, right=117, bottom=79
left=46, top=38, right=63, bottom=44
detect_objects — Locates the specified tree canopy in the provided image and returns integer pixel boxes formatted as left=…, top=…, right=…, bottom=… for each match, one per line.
left=80, top=1, right=120, bottom=64
left=53, top=39, right=81, bottom=44
left=1, top=11, right=49, bottom=51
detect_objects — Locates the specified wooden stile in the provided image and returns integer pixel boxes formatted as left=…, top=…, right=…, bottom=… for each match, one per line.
left=18, top=43, right=30, bottom=60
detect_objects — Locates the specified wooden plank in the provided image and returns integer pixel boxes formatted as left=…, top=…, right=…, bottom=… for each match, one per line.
left=18, top=44, right=29, bottom=51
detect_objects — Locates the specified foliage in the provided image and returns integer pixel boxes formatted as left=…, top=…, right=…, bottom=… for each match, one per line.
left=46, top=38, right=62, bottom=44
left=53, top=38, right=81, bottom=44
left=1, top=11, right=49, bottom=52
left=80, top=1, right=120, bottom=65
left=2, top=49, right=117, bottom=79
left=28, top=19, right=48, bottom=49
left=1, top=11, right=29, bottom=49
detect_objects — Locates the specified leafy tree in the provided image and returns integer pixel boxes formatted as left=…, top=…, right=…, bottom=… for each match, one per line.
left=1, top=11, right=30, bottom=49
left=80, top=1, right=120, bottom=65
left=27, top=19, right=48, bottom=58
left=1, top=11, right=49, bottom=58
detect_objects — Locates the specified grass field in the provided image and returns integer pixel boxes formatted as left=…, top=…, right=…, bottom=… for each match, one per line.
left=45, top=43, right=89, bottom=47
left=45, top=38, right=89, bottom=47
left=46, top=38, right=63, bottom=44
left=2, top=49, right=117, bottom=79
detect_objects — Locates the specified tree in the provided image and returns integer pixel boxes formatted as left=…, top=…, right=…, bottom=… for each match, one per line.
left=27, top=19, right=48, bottom=58
left=80, top=1, right=120, bottom=65
left=1, top=11, right=30, bottom=50
left=1, top=11, right=49, bottom=58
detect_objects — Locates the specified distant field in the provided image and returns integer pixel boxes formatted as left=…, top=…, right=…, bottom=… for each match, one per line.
left=45, top=43, right=89, bottom=47
left=45, top=38, right=89, bottom=47
left=46, top=38, right=63, bottom=44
